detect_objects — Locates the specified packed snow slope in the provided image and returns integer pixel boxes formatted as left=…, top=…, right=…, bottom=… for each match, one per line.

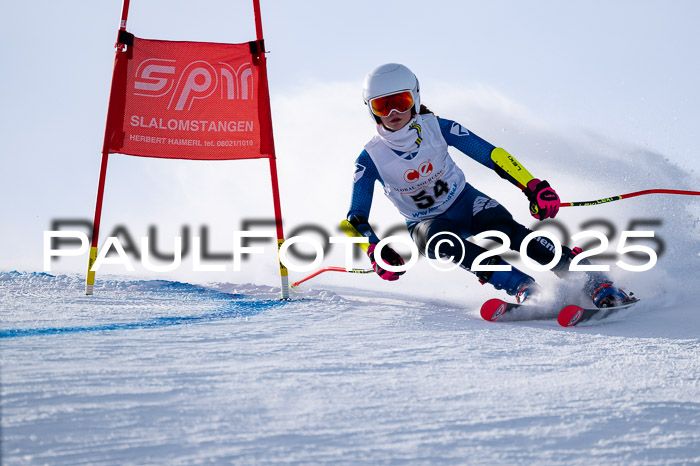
left=1, top=271, right=699, bottom=464
left=3, top=91, right=700, bottom=463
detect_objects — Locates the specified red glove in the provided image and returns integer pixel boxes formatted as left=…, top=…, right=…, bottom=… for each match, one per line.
left=524, top=179, right=560, bottom=220
left=367, top=243, right=405, bottom=281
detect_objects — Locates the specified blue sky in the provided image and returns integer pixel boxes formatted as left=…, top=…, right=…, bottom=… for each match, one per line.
left=2, top=0, right=698, bottom=283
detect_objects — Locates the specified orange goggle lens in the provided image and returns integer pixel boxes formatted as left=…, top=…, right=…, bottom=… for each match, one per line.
left=370, top=91, right=414, bottom=117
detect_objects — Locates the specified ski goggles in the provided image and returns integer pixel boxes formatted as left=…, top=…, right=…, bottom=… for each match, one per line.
left=369, top=91, right=414, bottom=117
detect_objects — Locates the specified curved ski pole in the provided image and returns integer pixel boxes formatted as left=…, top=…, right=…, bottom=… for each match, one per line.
left=291, top=220, right=376, bottom=289
left=561, top=189, right=700, bottom=207
left=291, top=267, right=373, bottom=288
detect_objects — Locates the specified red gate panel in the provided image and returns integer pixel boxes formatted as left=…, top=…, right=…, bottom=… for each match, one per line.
left=108, top=37, right=270, bottom=160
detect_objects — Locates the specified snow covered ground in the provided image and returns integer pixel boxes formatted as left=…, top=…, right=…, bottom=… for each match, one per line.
left=3, top=79, right=699, bottom=465
left=4, top=1, right=700, bottom=463
left=2, top=271, right=699, bottom=464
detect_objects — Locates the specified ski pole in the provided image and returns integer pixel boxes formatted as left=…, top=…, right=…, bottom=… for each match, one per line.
left=291, top=267, right=373, bottom=288
left=561, top=189, right=700, bottom=207
left=291, top=220, right=376, bottom=288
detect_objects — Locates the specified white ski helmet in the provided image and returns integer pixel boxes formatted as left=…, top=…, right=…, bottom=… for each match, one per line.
left=362, top=63, right=420, bottom=122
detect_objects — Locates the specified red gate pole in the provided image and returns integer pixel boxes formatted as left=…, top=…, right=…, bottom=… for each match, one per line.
left=253, top=0, right=289, bottom=299
left=86, top=0, right=132, bottom=295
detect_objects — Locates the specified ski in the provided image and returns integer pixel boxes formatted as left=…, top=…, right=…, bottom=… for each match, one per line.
left=557, top=298, right=640, bottom=327
left=482, top=297, right=641, bottom=326
left=480, top=298, right=554, bottom=322
left=480, top=299, right=518, bottom=322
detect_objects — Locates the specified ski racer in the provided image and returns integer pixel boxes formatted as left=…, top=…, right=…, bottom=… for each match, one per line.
left=346, top=63, right=632, bottom=308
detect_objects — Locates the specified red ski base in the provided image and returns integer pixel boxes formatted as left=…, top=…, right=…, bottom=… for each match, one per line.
left=480, top=298, right=515, bottom=322
left=558, top=305, right=585, bottom=327
left=483, top=298, right=640, bottom=326
left=557, top=299, right=640, bottom=327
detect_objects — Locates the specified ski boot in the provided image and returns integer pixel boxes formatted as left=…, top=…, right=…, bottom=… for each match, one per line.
left=515, top=278, right=540, bottom=304
left=556, top=247, right=635, bottom=308
left=477, top=256, right=541, bottom=304
left=591, top=283, right=633, bottom=308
